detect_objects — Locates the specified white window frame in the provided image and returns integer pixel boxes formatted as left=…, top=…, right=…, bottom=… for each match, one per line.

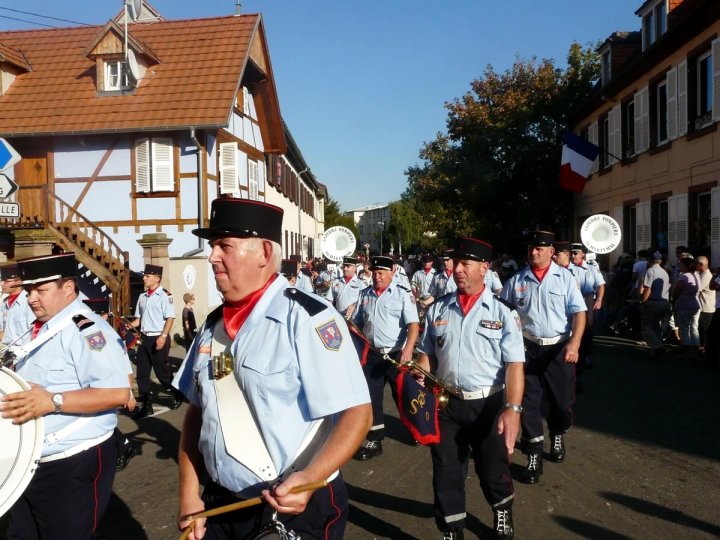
left=641, top=0, right=667, bottom=50
left=105, top=60, right=130, bottom=91
left=656, top=79, right=669, bottom=146
left=624, top=98, right=636, bottom=158
left=601, top=49, right=611, bottom=86
left=134, top=137, right=175, bottom=193
left=601, top=114, right=610, bottom=169
left=697, top=50, right=713, bottom=127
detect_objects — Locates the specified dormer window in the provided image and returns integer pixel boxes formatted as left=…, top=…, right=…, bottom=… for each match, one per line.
left=105, top=60, right=131, bottom=91
left=601, top=49, right=612, bottom=86
left=640, top=0, right=667, bottom=50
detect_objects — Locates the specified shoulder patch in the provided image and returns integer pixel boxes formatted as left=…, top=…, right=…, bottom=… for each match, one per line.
left=73, top=314, right=95, bottom=331
left=206, top=305, right=224, bottom=326
left=315, top=320, right=343, bottom=350
left=285, top=288, right=328, bottom=317
left=85, top=331, right=107, bottom=351
left=495, top=295, right=516, bottom=312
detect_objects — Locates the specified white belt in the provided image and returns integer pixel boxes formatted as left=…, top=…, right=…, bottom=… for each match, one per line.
left=142, top=331, right=162, bottom=337
left=457, top=384, right=504, bottom=401
left=38, top=430, right=114, bottom=463
left=523, top=332, right=570, bottom=346
left=373, top=346, right=400, bottom=355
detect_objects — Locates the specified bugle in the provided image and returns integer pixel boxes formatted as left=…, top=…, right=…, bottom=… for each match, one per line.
left=382, top=353, right=463, bottom=409
left=113, top=313, right=142, bottom=350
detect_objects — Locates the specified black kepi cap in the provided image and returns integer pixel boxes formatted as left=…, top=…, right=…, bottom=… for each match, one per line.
left=281, top=259, right=298, bottom=278
left=144, top=264, right=163, bottom=276
left=17, top=253, right=77, bottom=285
left=553, top=241, right=571, bottom=253
left=83, top=297, right=110, bottom=314
left=570, top=242, right=585, bottom=252
left=0, top=263, right=20, bottom=280
left=342, top=256, right=357, bottom=265
left=527, top=230, right=555, bottom=247
left=192, top=198, right=284, bottom=244
left=442, top=249, right=454, bottom=260
left=453, top=237, right=493, bottom=262
left=369, top=256, right=394, bottom=270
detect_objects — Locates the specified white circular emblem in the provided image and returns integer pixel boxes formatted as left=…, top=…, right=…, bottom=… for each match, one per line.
left=183, top=265, right=197, bottom=289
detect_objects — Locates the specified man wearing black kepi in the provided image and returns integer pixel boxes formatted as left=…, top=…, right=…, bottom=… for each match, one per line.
left=128, top=264, right=182, bottom=418
left=1, top=252, right=131, bottom=539
left=173, top=198, right=371, bottom=540
left=0, top=262, right=34, bottom=346
left=501, top=230, right=586, bottom=484
left=350, top=255, right=419, bottom=460
left=417, top=237, right=525, bottom=540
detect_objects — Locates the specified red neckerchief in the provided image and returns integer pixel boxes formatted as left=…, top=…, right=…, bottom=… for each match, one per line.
left=424, top=267, right=432, bottom=274
left=344, top=276, right=352, bottom=284
left=223, top=275, right=277, bottom=340
left=374, top=286, right=388, bottom=297
left=458, top=286, right=484, bottom=317
left=445, top=269, right=453, bottom=277
left=532, top=264, right=551, bottom=283
left=6, top=292, right=20, bottom=308
left=31, top=320, right=44, bottom=340
left=146, top=287, right=158, bottom=297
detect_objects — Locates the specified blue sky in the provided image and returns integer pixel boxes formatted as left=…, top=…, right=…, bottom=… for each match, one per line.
left=0, top=1, right=640, bottom=211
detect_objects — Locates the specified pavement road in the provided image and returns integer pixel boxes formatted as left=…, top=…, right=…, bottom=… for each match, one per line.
left=2, top=336, right=720, bottom=539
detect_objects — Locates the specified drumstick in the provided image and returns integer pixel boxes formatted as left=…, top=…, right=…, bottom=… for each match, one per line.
left=178, top=480, right=327, bottom=540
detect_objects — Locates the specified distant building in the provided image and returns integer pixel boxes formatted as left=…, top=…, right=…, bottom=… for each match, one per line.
left=346, top=204, right=391, bottom=254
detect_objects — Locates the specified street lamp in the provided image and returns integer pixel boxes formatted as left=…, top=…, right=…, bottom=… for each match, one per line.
left=377, top=221, right=385, bottom=254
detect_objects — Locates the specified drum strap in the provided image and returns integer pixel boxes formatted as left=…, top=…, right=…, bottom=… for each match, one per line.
left=10, top=309, right=91, bottom=365
left=44, top=416, right=94, bottom=445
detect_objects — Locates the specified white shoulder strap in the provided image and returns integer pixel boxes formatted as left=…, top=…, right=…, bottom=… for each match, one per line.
left=12, top=308, right=91, bottom=365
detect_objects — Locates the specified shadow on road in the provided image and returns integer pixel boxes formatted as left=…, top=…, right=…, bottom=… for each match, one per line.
left=552, top=516, right=633, bottom=539
left=96, top=492, right=148, bottom=539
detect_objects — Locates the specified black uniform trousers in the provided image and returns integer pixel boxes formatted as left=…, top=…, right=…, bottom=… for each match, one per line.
left=362, top=349, right=401, bottom=441
left=431, top=391, right=513, bottom=533
left=8, top=433, right=117, bottom=540
left=135, top=333, right=173, bottom=397
left=522, top=339, right=575, bottom=452
left=200, top=473, right=348, bottom=540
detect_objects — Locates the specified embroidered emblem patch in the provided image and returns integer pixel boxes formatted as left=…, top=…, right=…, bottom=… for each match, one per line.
left=86, top=331, right=107, bottom=351
left=316, top=320, right=343, bottom=351
left=481, top=320, right=503, bottom=330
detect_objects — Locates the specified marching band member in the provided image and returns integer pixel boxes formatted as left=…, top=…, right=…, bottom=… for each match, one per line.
left=416, top=237, right=524, bottom=540
left=412, top=254, right=437, bottom=307
left=423, top=250, right=457, bottom=307
left=1, top=252, right=131, bottom=539
left=501, top=231, right=586, bottom=485
left=174, top=198, right=371, bottom=540
left=127, top=263, right=183, bottom=418
left=351, top=255, right=419, bottom=460
left=0, top=262, right=34, bottom=345
left=325, top=256, right=363, bottom=319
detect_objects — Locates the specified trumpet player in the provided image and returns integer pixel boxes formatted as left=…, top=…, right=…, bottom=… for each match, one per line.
left=416, top=237, right=525, bottom=540
left=0, top=262, right=34, bottom=346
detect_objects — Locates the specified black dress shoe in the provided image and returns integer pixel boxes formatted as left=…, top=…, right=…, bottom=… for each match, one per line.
left=441, top=529, right=464, bottom=540
left=116, top=440, right=140, bottom=472
left=548, top=433, right=566, bottom=463
left=131, top=401, right=154, bottom=420
left=169, top=392, right=184, bottom=410
left=494, top=507, right=514, bottom=539
left=353, top=440, right=383, bottom=461
left=520, top=453, right=542, bottom=484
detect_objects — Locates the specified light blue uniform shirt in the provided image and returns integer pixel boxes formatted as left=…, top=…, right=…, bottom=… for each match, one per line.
left=134, top=286, right=175, bottom=332
left=585, top=261, right=606, bottom=290
left=15, top=299, right=130, bottom=457
left=173, top=276, right=370, bottom=496
left=393, top=268, right=412, bottom=290
left=1, top=290, right=35, bottom=345
left=325, top=274, right=363, bottom=316
left=412, top=268, right=437, bottom=298
left=351, top=283, right=419, bottom=350
left=430, top=270, right=457, bottom=298
left=501, top=261, right=586, bottom=338
left=418, top=287, right=525, bottom=390
left=484, top=270, right=503, bottom=293
left=295, top=271, right=314, bottom=294
left=566, top=263, right=595, bottom=295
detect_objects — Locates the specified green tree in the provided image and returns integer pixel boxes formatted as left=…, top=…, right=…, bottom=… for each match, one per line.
left=404, top=42, right=599, bottom=255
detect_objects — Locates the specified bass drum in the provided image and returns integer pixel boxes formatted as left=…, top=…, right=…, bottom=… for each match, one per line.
left=0, top=367, right=44, bottom=517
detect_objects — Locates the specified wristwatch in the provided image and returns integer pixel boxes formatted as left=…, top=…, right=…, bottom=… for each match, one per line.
left=52, top=393, right=64, bottom=413
left=504, top=402, right=523, bottom=413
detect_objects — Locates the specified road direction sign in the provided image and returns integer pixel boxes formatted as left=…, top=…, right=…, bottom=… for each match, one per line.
left=0, top=138, right=21, bottom=172
left=0, top=174, right=19, bottom=199
left=0, top=203, right=20, bottom=218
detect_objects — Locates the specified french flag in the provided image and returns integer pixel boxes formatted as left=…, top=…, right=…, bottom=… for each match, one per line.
left=560, top=131, right=600, bottom=194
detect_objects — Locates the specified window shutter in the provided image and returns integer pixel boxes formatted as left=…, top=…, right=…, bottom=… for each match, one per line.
left=712, top=187, right=720, bottom=268
left=639, top=86, right=650, bottom=152
left=635, top=201, right=650, bottom=250
left=135, top=138, right=150, bottom=193
left=675, top=193, right=688, bottom=249
left=668, top=195, right=678, bottom=262
left=151, top=138, right=174, bottom=192
left=634, top=90, right=643, bottom=155
left=219, top=142, right=238, bottom=195
left=243, top=87, right=250, bottom=116
left=612, top=104, right=622, bottom=163
left=713, top=38, right=720, bottom=122
left=677, top=60, right=688, bottom=137
left=588, top=122, right=599, bottom=174
left=607, top=109, right=616, bottom=166
left=666, top=67, right=678, bottom=140
left=642, top=202, right=651, bottom=248
left=248, top=160, right=259, bottom=201
left=611, top=206, right=624, bottom=256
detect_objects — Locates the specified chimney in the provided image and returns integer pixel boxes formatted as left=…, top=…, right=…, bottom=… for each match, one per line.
left=235, top=0, right=241, bottom=15
left=668, top=0, right=686, bottom=11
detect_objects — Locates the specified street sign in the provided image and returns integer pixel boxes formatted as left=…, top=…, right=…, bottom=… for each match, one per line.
left=0, top=138, right=21, bottom=172
left=0, top=174, right=19, bottom=199
left=0, top=203, right=20, bottom=218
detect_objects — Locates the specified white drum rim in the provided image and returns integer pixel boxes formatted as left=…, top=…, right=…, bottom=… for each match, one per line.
left=0, top=367, right=44, bottom=518
left=580, top=214, right=622, bottom=255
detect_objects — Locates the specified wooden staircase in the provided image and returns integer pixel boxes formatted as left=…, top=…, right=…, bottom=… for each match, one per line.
left=45, top=191, right=131, bottom=316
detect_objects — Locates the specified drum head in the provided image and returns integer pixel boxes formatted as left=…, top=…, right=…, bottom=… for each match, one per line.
left=0, top=367, right=44, bottom=517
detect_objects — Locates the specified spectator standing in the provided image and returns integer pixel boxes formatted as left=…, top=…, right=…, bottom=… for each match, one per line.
left=182, top=293, right=197, bottom=350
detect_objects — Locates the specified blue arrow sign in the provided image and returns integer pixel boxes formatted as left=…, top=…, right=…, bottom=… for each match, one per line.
left=0, top=138, right=21, bottom=172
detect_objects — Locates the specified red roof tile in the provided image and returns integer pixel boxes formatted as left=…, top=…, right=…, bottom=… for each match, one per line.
left=0, top=15, right=262, bottom=136
left=0, top=40, right=30, bottom=71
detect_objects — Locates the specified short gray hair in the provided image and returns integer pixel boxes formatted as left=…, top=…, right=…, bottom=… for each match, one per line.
left=245, top=238, right=282, bottom=271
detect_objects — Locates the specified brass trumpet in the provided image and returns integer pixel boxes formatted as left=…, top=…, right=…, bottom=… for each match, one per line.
left=383, top=354, right=463, bottom=409
left=112, top=313, right=142, bottom=349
